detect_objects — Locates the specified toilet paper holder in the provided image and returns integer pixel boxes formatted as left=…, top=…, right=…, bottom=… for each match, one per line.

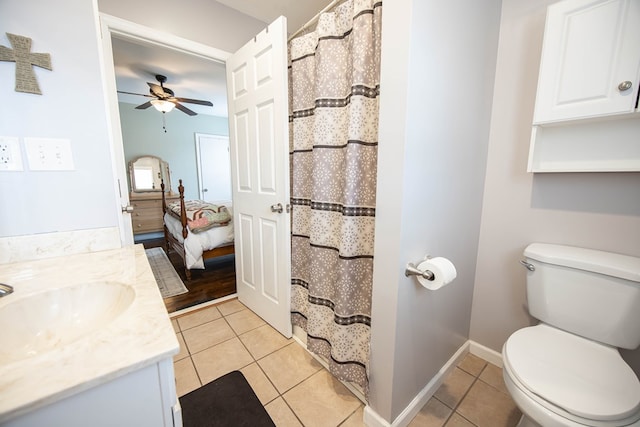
left=405, top=256, right=435, bottom=281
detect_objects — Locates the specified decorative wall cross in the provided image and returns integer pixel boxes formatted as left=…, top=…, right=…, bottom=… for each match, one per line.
left=0, top=33, right=52, bottom=95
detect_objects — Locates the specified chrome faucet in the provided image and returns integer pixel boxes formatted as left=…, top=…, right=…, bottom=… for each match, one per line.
left=0, top=283, right=14, bottom=297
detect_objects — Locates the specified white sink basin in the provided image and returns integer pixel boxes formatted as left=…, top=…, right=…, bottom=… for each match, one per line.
left=0, top=282, right=135, bottom=364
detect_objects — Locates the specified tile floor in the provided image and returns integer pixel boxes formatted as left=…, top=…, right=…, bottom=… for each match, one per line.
left=408, top=355, right=522, bottom=427
left=171, top=299, right=521, bottom=427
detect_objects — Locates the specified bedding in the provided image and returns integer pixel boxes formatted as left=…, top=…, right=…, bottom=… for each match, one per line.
left=166, top=200, right=232, bottom=233
left=161, top=178, right=235, bottom=279
left=164, top=208, right=234, bottom=270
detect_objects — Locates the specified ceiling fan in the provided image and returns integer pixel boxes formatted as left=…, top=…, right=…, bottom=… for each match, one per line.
left=117, top=74, right=213, bottom=116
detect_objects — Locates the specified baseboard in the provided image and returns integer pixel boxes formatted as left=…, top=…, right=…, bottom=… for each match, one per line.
left=469, top=340, right=503, bottom=368
left=363, top=405, right=392, bottom=427
left=133, top=231, right=164, bottom=241
left=292, top=324, right=307, bottom=346
left=363, top=340, right=504, bottom=427
left=364, top=341, right=470, bottom=427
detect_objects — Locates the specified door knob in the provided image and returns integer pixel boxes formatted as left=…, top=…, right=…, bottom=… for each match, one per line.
left=203, top=188, right=208, bottom=192
left=121, top=205, right=134, bottom=213
left=270, top=203, right=283, bottom=213
left=618, top=81, right=633, bottom=91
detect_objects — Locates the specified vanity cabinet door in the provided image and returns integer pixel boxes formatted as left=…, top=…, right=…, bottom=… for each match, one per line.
left=532, top=0, right=640, bottom=124
left=5, top=361, right=179, bottom=427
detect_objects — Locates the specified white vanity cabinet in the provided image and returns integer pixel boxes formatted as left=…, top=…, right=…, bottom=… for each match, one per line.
left=0, top=246, right=181, bottom=427
left=4, top=359, right=181, bottom=427
left=528, top=0, right=640, bottom=172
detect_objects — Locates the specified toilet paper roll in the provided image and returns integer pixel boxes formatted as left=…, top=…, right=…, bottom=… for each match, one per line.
left=416, top=257, right=457, bottom=290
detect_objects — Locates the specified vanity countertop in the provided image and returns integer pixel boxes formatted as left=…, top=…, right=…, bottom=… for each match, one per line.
left=0, top=244, right=178, bottom=422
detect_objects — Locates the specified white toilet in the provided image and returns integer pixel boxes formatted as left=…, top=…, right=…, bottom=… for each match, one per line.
left=502, top=243, right=640, bottom=427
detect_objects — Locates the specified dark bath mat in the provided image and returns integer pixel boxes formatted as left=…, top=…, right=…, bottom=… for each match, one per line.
left=179, top=370, right=275, bottom=427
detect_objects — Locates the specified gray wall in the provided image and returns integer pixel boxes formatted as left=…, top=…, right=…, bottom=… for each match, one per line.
left=369, top=0, right=501, bottom=422
left=469, top=0, right=640, bottom=374
left=119, top=102, right=228, bottom=200
left=0, top=0, right=116, bottom=237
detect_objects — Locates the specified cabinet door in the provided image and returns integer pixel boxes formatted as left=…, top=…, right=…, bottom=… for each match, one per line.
left=533, top=0, right=640, bottom=123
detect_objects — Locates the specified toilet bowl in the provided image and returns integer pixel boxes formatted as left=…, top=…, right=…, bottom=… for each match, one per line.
left=503, top=243, right=640, bottom=427
left=503, top=324, right=640, bottom=427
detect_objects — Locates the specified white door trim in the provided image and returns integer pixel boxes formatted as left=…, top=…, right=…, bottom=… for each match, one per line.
left=97, top=13, right=231, bottom=246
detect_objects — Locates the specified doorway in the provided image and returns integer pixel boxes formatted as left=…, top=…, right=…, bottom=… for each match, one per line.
left=100, top=15, right=292, bottom=331
left=195, top=133, right=232, bottom=204
left=100, top=15, right=232, bottom=246
left=101, top=15, right=235, bottom=312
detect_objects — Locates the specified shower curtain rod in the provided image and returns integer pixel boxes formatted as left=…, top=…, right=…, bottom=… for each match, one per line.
left=287, top=0, right=344, bottom=42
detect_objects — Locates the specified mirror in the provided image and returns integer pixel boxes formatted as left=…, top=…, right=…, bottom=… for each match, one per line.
left=129, top=155, right=171, bottom=193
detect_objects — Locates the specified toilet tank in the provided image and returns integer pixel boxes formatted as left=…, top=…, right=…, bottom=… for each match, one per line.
left=523, top=243, right=640, bottom=349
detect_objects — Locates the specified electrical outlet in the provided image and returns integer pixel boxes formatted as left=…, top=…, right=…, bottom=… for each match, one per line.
left=24, top=138, right=75, bottom=171
left=0, top=136, right=23, bottom=171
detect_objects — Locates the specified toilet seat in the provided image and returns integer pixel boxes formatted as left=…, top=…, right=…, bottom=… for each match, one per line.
left=503, top=324, right=640, bottom=425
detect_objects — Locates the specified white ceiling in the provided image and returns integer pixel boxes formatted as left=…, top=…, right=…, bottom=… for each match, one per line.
left=112, top=37, right=228, bottom=116
left=113, top=0, right=332, bottom=117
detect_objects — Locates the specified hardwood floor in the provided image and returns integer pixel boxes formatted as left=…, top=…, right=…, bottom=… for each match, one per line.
left=139, top=237, right=237, bottom=313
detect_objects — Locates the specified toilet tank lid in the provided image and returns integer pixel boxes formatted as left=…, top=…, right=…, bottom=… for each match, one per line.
left=524, top=243, right=640, bottom=283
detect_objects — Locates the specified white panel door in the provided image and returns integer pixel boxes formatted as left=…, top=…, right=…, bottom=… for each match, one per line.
left=533, top=0, right=640, bottom=123
left=195, top=133, right=232, bottom=204
left=226, top=16, right=291, bottom=337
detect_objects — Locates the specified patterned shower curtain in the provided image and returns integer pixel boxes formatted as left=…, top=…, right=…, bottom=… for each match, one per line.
left=288, top=0, right=382, bottom=394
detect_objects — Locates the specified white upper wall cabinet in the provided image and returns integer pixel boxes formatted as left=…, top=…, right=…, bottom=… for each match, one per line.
left=528, top=0, right=640, bottom=172
left=533, top=0, right=640, bottom=124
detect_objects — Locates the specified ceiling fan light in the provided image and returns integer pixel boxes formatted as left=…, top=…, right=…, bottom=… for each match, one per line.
left=150, top=99, right=175, bottom=113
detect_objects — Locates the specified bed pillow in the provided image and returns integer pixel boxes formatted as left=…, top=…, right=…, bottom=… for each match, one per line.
left=167, top=200, right=232, bottom=233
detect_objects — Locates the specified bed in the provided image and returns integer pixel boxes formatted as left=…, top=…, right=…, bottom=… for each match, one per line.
left=161, top=179, right=234, bottom=280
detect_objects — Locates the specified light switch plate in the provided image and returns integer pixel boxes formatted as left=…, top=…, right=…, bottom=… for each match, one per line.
left=0, top=136, right=23, bottom=171
left=24, top=137, right=75, bottom=171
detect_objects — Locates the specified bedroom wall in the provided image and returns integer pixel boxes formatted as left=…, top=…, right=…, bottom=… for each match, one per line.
left=469, top=0, right=640, bottom=377
left=119, top=102, right=228, bottom=200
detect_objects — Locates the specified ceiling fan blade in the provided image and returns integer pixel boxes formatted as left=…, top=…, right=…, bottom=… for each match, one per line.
left=135, top=101, right=153, bottom=110
left=175, top=97, right=213, bottom=106
left=173, top=102, right=197, bottom=116
left=117, top=90, right=153, bottom=98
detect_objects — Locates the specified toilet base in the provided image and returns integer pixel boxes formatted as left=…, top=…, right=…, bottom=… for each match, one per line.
left=516, top=415, right=542, bottom=427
